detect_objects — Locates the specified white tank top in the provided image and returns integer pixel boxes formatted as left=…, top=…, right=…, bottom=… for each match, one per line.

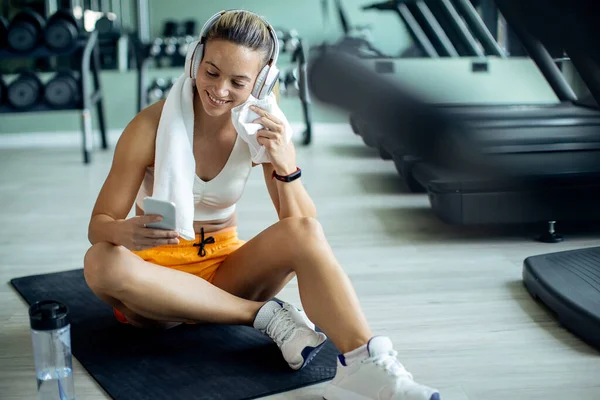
left=136, top=134, right=253, bottom=222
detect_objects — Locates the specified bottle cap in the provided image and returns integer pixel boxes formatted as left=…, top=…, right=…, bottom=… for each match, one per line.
left=29, top=300, right=70, bottom=331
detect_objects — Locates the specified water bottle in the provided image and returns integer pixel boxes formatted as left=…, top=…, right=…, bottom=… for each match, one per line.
left=29, top=300, right=75, bottom=400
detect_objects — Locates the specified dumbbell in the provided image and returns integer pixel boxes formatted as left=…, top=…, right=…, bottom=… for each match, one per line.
left=149, top=37, right=163, bottom=57
left=7, top=70, right=43, bottom=109
left=44, top=70, right=80, bottom=108
left=163, top=37, right=177, bottom=56
left=95, top=13, right=120, bottom=36
left=284, top=68, right=300, bottom=96
left=45, top=9, right=82, bottom=52
left=277, top=74, right=287, bottom=97
left=1, top=16, right=8, bottom=49
left=177, top=35, right=195, bottom=58
left=147, top=78, right=167, bottom=104
left=163, top=78, right=176, bottom=98
left=163, top=20, right=178, bottom=37
left=273, top=27, right=286, bottom=51
left=7, top=9, right=46, bottom=52
left=285, top=29, right=301, bottom=54
left=182, top=20, right=196, bottom=36
left=177, top=19, right=197, bottom=58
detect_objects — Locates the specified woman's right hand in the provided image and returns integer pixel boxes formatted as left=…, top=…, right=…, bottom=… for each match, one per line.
left=116, top=215, right=180, bottom=251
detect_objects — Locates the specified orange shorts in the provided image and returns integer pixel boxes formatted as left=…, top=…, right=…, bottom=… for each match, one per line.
left=113, top=226, right=245, bottom=324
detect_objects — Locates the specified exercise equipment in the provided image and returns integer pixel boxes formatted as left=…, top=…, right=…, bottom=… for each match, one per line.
left=95, top=13, right=126, bottom=70
left=44, top=70, right=81, bottom=108
left=397, top=0, right=461, bottom=57
left=161, top=20, right=179, bottom=60
left=274, top=27, right=286, bottom=52
left=147, top=78, right=164, bottom=104
left=11, top=269, right=338, bottom=400
left=405, top=0, right=600, bottom=225
left=523, top=246, right=600, bottom=350
left=0, top=75, right=5, bottom=105
left=0, top=16, right=8, bottom=49
left=7, top=70, right=43, bottom=109
left=146, top=77, right=175, bottom=104
left=0, top=29, right=107, bottom=164
left=148, top=19, right=196, bottom=68
left=95, top=14, right=120, bottom=35
left=7, top=9, right=45, bottom=52
left=307, top=28, right=600, bottom=227
left=284, top=67, right=300, bottom=97
left=44, top=9, right=81, bottom=52
left=283, top=29, right=301, bottom=54
left=163, top=20, right=179, bottom=37
left=182, top=20, right=197, bottom=36
left=329, top=0, right=395, bottom=58
left=177, top=19, right=197, bottom=59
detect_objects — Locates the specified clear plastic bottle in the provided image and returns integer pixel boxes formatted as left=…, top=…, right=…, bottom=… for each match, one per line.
left=29, top=300, right=76, bottom=400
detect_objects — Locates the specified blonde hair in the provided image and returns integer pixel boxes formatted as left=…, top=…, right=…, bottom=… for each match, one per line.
left=206, top=10, right=274, bottom=66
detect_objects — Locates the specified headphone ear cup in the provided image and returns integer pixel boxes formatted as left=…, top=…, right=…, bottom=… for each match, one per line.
left=252, top=65, right=269, bottom=99
left=184, top=40, right=202, bottom=80
left=253, top=65, right=280, bottom=100
left=265, top=66, right=280, bottom=96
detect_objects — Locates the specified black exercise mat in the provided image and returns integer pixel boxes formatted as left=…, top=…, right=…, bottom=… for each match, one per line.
left=10, top=269, right=338, bottom=400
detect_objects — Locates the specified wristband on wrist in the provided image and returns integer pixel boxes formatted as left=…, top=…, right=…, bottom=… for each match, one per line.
left=272, top=167, right=302, bottom=182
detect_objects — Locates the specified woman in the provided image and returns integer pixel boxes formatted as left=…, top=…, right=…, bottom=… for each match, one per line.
left=84, top=9, right=440, bottom=400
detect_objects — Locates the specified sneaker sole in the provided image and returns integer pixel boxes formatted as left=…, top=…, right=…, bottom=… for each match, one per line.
left=323, top=385, right=441, bottom=400
left=295, top=339, right=327, bottom=370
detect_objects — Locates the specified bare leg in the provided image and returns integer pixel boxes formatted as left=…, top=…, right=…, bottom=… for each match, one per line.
left=212, top=217, right=373, bottom=353
left=83, top=243, right=265, bottom=327
left=85, top=217, right=373, bottom=353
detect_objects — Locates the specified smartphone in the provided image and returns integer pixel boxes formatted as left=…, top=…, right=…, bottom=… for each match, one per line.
left=143, top=197, right=177, bottom=231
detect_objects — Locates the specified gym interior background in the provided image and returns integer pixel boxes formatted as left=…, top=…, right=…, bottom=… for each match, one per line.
left=1, top=0, right=599, bottom=399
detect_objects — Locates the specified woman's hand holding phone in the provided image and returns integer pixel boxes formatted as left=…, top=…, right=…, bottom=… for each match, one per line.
left=116, top=215, right=179, bottom=251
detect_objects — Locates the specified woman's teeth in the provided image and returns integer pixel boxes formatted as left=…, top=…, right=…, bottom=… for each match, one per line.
left=209, top=93, right=228, bottom=104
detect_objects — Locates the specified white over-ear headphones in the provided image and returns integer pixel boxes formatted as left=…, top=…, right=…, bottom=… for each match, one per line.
left=184, top=9, right=280, bottom=100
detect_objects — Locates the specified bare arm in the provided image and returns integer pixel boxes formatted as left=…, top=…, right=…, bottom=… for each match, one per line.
left=253, top=83, right=316, bottom=219
left=262, top=162, right=316, bottom=220
left=88, top=100, right=169, bottom=246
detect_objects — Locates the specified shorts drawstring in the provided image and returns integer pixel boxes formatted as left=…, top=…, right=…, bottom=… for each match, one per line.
left=193, top=227, right=215, bottom=257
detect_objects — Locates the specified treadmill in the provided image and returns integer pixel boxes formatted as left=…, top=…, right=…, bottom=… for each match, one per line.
left=406, top=0, right=600, bottom=226
left=359, top=0, right=600, bottom=200
left=308, top=0, right=600, bottom=228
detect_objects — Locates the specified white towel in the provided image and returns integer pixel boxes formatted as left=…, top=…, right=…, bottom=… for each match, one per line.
left=150, top=74, right=293, bottom=240
left=231, top=92, right=294, bottom=164
left=151, top=73, right=197, bottom=240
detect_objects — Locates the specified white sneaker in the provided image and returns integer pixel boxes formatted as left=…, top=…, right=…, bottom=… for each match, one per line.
left=253, top=300, right=328, bottom=370
left=323, top=336, right=440, bottom=400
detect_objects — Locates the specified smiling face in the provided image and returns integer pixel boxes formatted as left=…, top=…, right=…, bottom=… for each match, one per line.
left=195, top=39, right=266, bottom=117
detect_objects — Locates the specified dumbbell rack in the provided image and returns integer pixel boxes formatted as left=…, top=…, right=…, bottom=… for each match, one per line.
left=0, top=31, right=108, bottom=164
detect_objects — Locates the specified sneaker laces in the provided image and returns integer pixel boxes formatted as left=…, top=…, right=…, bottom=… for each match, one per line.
left=367, top=350, right=414, bottom=379
left=265, top=306, right=297, bottom=346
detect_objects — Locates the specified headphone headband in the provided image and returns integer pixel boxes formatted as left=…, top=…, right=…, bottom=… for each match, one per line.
left=199, top=9, right=279, bottom=67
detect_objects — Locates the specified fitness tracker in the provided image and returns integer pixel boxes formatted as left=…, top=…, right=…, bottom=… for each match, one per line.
left=272, top=167, right=302, bottom=182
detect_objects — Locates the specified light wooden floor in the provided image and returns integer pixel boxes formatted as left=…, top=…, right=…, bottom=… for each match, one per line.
left=1, top=124, right=599, bottom=400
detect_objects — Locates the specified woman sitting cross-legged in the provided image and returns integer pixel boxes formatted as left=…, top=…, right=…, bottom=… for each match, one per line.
left=83, top=9, right=441, bottom=400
